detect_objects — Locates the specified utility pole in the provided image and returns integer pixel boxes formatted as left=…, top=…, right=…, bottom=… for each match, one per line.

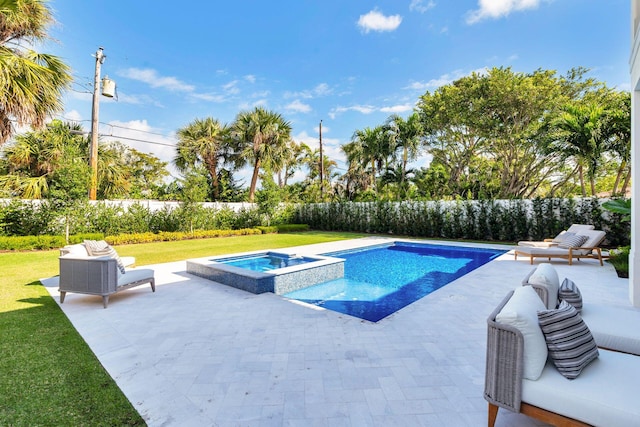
left=319, top=120, right=323, bottom=199
left=89, top=47, right=106, bottom=200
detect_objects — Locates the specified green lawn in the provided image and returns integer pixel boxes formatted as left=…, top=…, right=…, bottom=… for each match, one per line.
left=0, top=231, right=364, bottom=426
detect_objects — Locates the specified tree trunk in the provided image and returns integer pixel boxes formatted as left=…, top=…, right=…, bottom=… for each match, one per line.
left=621, top=165, right=632, bottom=196
left=578, top=165, right=586, bottom=197
left=612, top=159, right=626, bottom=196
left=248, top=160, right=261, bottom=202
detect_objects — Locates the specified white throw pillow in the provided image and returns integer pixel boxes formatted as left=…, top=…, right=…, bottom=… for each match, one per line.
left=496, top=286, right=548, bottom=380
left=528, top=263, right=559, bottom=309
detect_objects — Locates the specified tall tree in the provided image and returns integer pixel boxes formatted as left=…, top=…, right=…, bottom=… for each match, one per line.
left=384, top=113, right=422, bottom=195
left=549, top=102, right=607, bottom=196
left=231, top=107, right=292, bottom=202
left=175, top=117, right=230, bottom=200
left=0, top=0, right=71, bottom=144
left=0, top=120, right=87, bottom=198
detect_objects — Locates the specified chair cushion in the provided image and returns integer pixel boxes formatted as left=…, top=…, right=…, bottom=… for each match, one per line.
left=558, top=278, right=582, bottom=313
left=528, top=263, right=560, bottom=309
left=496, top=286, right=548, bottom=380
left=84, top=240, right=126, bottom=274
left=582, top=303, right=640, bottom=356
left=522, top=349, right=640, bottom=426
left=558, top=234, right=589, bottom=249
left=537, top=301, right=599, bottom=379
left=551, top=231, right=575, bottom=243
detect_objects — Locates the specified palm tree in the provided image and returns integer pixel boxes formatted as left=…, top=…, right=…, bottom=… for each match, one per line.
left=604, top=92, right=631, bottom=196
left=175, top=118, right=230, bottom=200
left=0, top=120, right=86, bottom=198
left=231, top=107, right=292, bottom=202
left=0, top=0, right=71, bottom=144
left=348, top=126, right=388, bottom=192
left=384, top=113, right=422, bottom=193
left=550, top=103, right=607, bottom=196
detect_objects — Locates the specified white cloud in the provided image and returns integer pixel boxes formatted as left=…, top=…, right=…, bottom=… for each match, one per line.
left=118, top=68, right=195, bottom=92
left=405, top=68, right=488, bottom=91
left=380, top=104, right=413, bottom=113
left=284, top=83, right=333, bottom=99
left=285, top=100, right=312, bottom=113
left=410, top=0, right=436, bottom=13
left=328, top=104, right=376, bottom=119
left=64, top=109, right=84, bottom=122
left=466, top=0, right=542, bottom=24
left=357, top=10, right=402, bottom=33
left=222, top=80, right=240, bottom=95
left=190, top=92, right=228, bottom=103
left=244, top=74, right=256, bottom=83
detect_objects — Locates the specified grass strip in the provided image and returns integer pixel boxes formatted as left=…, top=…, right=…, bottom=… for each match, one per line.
left=0, top=231, right=363, bottom=426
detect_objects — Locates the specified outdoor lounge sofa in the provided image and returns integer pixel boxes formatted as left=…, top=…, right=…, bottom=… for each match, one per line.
left=513, top=229, right=606, bottom=266
left=58, top=242, right=154, bottom=308
left=484, top=288, right=640, bottom=427
left=517, top=224, right=595, bottom=248
left=522, top=264, right=640, bottom=355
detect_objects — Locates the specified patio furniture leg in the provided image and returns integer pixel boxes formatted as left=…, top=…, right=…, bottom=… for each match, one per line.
left=488, top=403, right=499, bottom=427
left=150, top=278, right=156, bottom=292
left=60, top=291, right=66, bottom=304
left=102, top=295, right=109, bottom=309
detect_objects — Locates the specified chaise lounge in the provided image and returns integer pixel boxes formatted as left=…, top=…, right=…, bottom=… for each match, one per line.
left=513, top=229, right=606, bottom=265
left=517, top=224, right=595, bottom=248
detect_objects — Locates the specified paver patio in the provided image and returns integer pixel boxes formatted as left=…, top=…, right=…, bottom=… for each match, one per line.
left=41, top=237, right=629, bottom=426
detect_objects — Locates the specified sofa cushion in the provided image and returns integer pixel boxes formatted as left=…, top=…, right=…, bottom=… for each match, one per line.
left=581, top=303, right=640, bottom=356
left=558, top=234, right=589, bottom=249
left=522, top=349, right=640, bottom=426
left=528, top=263, right=560, bottom=309
left=537, top=301, right=599, bottom=379
left=84, top=240, right=126, bottom=274
left=558, top=278, right=582, bottom=313
left=117, top=268, right=154, bottom=287
left=496, top=285, right=548, bottom=380
left=61, top=243, right=89, bottom=256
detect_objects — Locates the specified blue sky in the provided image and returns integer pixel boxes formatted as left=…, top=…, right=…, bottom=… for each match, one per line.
left=45, top=0, right=630, bottom=184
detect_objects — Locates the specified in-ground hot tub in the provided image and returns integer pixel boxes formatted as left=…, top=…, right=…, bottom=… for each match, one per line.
left=186, top=251, right=344, bottom=294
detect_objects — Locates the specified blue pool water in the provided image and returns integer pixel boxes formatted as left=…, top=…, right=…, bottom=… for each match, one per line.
left=284, top=242, right=505, bottom=322
left=218, top=252, right=315, bottom=272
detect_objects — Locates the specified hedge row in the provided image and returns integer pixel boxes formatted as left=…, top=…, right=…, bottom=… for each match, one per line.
left=294, top=198, right=630, bottom=247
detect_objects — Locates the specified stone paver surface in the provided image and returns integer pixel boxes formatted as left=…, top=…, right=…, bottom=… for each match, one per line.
left=43, top=237, right=629, bottom=426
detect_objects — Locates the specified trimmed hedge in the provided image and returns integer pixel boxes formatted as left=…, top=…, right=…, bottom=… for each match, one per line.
left=0, top=233, right=104, bottom=251
left=294, top=198, right=630, bottom=247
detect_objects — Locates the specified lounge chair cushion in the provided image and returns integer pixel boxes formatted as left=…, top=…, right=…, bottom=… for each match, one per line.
left=522, top=349, right=640, bottom=427
left=551, top=231, right=575, bottom=243
left=84, top=239, right=126, bottom=274
left=528, top=263, right=560, bottom=309
left=582, top=303, right=640, bottom=355
left=537, top=301, right=599, bottom=379
left=496, top=286, right=548, bottom=380
left=557, top=234, right=589, bottom=249
left=558, top=278, right=582, bottom=313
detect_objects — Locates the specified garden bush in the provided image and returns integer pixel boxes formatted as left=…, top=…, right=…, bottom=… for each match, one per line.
left=294, top=198, right=630, bottom=247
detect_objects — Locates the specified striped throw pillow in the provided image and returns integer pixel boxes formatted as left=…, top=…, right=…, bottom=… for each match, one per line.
left=84, top=240, right=126, bottom=274
left=537, top=300, right=599, bottom=379
left=552, top=231, right=575, bottom=243
left=559, top=278, right=582, bottom=313
left=557, top=234, right=589, bottom=249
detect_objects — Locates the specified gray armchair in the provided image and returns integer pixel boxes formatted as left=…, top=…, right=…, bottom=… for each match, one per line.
left=58, top=256, right=155, bottom=308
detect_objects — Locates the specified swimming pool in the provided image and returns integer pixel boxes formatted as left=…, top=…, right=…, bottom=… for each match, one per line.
left=218, top=252, right=317, bottom=272
left=284, top=242, right=505, bottom=322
